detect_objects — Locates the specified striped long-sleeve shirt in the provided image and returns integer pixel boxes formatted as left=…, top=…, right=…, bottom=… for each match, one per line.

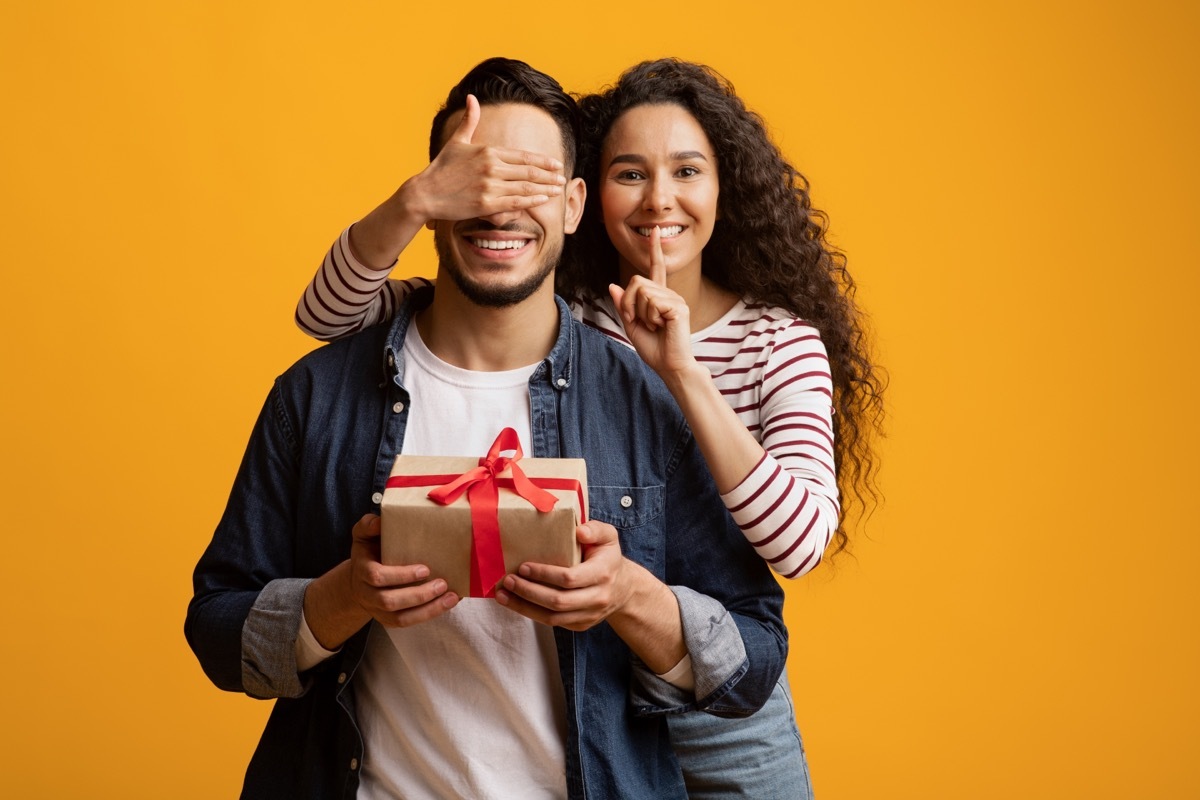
left=296, top=228, right=839, bottom=579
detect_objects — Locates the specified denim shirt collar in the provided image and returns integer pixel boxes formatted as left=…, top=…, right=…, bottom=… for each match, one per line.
left=381, top=286, right=576, bottom=392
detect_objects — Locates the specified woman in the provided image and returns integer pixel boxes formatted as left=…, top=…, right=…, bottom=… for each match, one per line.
left=296, top=59, right=884, bottom=798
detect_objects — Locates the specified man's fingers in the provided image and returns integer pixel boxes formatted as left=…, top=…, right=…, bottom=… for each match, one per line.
left=495, top=575, right=609, bottom=632
left=515, top=561, right=590, bottom=591
left=351, top=514, right=381, bottom=542
left=649, top=225, right=667, bottom=285
left=450, top=94, right=481, bottom=144
left=377, top=587, right=460, bottom=628
left=578, top=520, right=618, bottom=547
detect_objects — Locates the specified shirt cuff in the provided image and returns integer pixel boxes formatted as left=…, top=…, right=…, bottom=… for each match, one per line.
left=630, top=585, right=747, bottom=713
left=241, top=577, right=314, bottom=699
left=655, top=653, right=695, bottom=692
left=295, top=608, right=341, bottom=672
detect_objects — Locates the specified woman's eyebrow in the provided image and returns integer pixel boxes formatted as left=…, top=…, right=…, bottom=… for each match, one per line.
left=608, top=151, right=710, bottom=166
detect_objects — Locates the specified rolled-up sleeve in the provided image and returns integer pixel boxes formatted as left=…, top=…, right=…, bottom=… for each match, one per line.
left=185, top=381, right=311, bottom=699
left=633, top=429, right=787, bottom=717
left=629, top=585, right=749, bottom=709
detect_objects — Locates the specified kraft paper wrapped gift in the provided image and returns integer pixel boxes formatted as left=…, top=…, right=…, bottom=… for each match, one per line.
left=381, top=428, right=588, bottom=598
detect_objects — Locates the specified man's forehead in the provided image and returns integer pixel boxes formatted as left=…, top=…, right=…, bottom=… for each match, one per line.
left=439, top=102, right=565, bottom=158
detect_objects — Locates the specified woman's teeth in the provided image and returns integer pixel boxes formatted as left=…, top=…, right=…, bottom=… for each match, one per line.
left=636, top=225, right=684, bottom=237
left=471, top=238, right=529, bottom=250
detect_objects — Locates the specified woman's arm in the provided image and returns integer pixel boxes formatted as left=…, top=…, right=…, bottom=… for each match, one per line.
left=295, top=226, right=425, bottom=342
left=717, top=320, right=839, bottom=578
left=295, top=230, right=427, bottom=345
left=653, top=327, right=838, bottom=579
left=610, top=232, right=838, bottom=580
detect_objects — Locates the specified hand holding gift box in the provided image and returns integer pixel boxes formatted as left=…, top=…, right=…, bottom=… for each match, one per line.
left=381, top=428, right=588, bottom=598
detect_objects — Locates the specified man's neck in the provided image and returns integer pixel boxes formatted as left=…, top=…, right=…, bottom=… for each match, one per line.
left=415, top=281, right=560, bottom=372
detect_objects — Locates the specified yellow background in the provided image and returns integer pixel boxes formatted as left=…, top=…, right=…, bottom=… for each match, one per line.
left=2, top=1, right=1197, bottom=796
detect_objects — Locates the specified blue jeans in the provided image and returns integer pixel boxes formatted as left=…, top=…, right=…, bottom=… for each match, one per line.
left=668, top=673, right=812, bottom=799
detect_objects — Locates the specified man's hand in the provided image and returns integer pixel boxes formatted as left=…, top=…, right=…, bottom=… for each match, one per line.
left=402, top=94, right=567, bottom=224
left=496, top=519, right=687, bottom=673
left=608, top=226, right=698, bottom=380
left=346, top=514, right=460, bottom=627
left=303, top=514, right=460, bottom=650
left=493, top=520, right=632, bottom=632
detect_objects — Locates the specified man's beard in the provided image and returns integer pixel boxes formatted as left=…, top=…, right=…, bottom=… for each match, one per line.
left=435, top=225, right=560, bottom=309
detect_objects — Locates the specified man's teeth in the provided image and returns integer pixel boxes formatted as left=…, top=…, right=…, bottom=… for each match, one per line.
left=471, top=238, right=528, bottom=250
left=636, top=225, right=684, bottom=237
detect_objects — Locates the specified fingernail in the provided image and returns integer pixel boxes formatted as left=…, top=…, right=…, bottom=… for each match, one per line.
left=432, top=579, right=446, bottom=593
left=519, top=564, right=531, bottom=577
left=504, top=574, right=517, bottom=589
left=415, top=566, right=430, bottom=579
left=442, top=593, right=459, bottom=608
left=495, top=590, right=509, bottom=605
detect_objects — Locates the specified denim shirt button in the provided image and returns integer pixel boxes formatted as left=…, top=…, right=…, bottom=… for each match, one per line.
left=392, top=402, right=405, bottom=413
left=350, top=757, right=359, bottom=771
left=337, top=672, right=347, bottom=684
left=371, top=492, right=383, bottom=505
left=556, top=378, right=567, bottom=388
left=620, top=495, right=633, bottom=508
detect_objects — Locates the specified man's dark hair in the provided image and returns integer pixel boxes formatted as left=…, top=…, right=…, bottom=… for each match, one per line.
left=429, top=57, right=580, bottom=175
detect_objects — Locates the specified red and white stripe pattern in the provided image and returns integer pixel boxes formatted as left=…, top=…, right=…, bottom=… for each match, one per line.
left=295, top=228, right=431, bottom=341
left=575, top=295, right=838, bottom=579
left=297, top=228, right=839, bottom=579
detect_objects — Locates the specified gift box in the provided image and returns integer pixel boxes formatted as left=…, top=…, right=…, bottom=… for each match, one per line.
left=381, top=428, right=588, bottom=598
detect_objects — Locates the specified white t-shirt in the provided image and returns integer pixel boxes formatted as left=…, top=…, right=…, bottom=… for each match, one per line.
left=354, top=324, right=568, bottom=799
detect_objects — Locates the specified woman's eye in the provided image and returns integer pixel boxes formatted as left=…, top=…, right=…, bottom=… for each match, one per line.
left=615, top=170, right=645, bottom=181
left=677, top=166, right=700, bottom=178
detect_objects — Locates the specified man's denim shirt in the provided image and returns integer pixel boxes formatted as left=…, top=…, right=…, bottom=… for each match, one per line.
left=186, top=289, right=787, bottom=800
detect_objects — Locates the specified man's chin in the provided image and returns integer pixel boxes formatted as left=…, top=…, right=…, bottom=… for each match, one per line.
left=437, top=233, right=559, bottom=309
left=444, top=264, right=554, bottom=308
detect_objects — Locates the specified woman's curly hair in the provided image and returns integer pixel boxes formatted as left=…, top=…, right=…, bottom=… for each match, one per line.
left=559, top=58, right=886, bottom=556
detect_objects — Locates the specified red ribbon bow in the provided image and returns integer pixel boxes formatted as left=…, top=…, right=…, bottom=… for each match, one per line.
left=394, top=428, right=559, bottom=598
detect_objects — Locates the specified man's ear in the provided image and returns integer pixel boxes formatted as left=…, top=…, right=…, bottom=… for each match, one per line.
left=562, top=177, right=587, bottom=235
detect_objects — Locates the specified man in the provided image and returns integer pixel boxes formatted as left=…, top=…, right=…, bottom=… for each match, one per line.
left=185, top=58, right=786, bottom=800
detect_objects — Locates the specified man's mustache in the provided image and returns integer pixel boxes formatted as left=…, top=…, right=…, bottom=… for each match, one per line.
left=455, top=220, right=541, bottom=237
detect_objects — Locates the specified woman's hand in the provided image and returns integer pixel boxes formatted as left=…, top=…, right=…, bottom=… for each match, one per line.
left=401, top=94, right=566, bottom=224
left=608, top=226, right=699, bottom=380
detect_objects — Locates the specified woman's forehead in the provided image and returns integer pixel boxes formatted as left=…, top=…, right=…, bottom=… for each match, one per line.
left=603, top=104, right=713, bottom=157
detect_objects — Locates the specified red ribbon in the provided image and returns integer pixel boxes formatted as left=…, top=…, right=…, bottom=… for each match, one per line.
left=385, top=428, right=585, bottom=598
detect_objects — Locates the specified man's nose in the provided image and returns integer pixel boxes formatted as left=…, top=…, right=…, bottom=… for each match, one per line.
left=479, top=208, right=523, bottom=227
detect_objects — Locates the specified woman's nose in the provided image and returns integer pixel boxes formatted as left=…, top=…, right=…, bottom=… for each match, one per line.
left=642, top=176, right=673, bottom=213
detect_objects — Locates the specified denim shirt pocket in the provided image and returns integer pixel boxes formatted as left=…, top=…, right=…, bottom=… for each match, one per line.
left=587, top=485, right=666, bottom=576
